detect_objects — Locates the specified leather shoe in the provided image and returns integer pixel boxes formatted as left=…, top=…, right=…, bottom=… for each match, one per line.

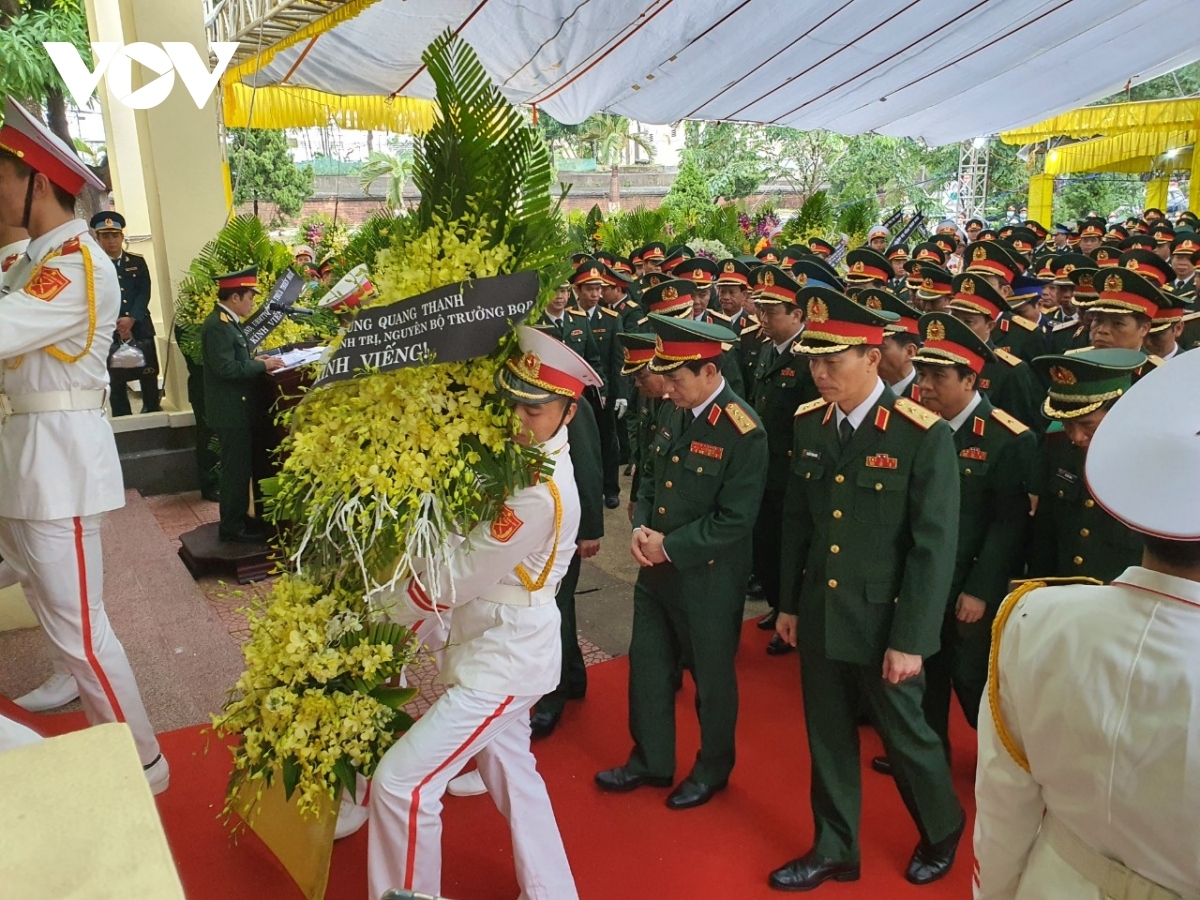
left=766, top=634, right=795, bottom=656
left=665, top=777, right=726, bottom=810
left=604, top=494, right=621, bottom=509
left=529, top=709, right=560, bottom=738
left=768, top=850, right=860, bottom=891
left=757, top=609, right=779, bottom=630
left=905, top=813, right=966, bottom=885
left=746, top=578, right=766, bottom=599
left=871, top=755, right=893, bottom=776
left=594, top=766, right=672, bottom=793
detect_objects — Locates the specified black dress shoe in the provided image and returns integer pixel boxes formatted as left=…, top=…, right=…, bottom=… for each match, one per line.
left=757, top=609, right=779, bottom=630
left=905, top=813, right=966, bottom=885
left=768, top=850, right=860, bottom=891
left=746, top=578, right=766, bottom=599
left=529, top=709, right=560, bottom=738
left=665, top=777, right=726, bottom=810
left=766, top=634, right=796, bottom=656
left=594, top=767, right=672, bottom=793
left=604, top=494, right=621, bottom=509
left=871, top=755, right=893, bottom=776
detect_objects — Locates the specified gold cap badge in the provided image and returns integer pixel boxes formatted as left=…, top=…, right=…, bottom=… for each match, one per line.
left=806, top=298, right=829, bottom=323
left=1048, top=365, right=1077, bottom=385
left=926, top=320, right=947, bottom=342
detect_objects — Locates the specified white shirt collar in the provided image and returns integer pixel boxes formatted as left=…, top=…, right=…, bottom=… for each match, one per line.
left=889, top=368, right=916, bottom=397
left=1162, top=344, right=1180, bottom=361
left=946, top=391, right=983, bottom=433
left=691, top=378, right=727, bottom=419
left=835, top=377, right=885, bottom=430
left=1111, top=566, right=1200, bottom=609
left=774, top=328, right=803, bottom=355
left=0, top=238, right=29, bottom=261
left=541, top=423, right=571, bottom=455
left=25, top=218, right=87, bottom=264
left=217, top=302, right=243, bottom=322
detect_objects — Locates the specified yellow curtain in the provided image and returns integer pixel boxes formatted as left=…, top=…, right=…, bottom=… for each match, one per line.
left=222, top=82, right=436, bottom=133
left=1043, top=129, right=1194, bottom=175
left=1026, top=174, right=1053, bottom=227
left=1002, top=99, right=1200, bottom=143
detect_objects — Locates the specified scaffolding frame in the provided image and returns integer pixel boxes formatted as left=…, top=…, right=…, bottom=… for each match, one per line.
left=956, top=139, right=990, bottom=222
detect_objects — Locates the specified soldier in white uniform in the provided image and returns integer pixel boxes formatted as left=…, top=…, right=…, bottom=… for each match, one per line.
left=0, top=97, right=166, bottom=792
left=367, top=326, right=600, bottom=900
left=974, top=350, right=1200, bottom=899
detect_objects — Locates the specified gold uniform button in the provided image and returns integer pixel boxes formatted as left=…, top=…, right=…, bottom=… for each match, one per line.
left=835, top=474, right=845, bottom=484
left=1073, top=555, right=1084, bottom=566
left=832, top=510, right=843, bottom=519
left=830, top=545, right=840, bottom=554
left=875, top=482, right=883, bottom=491
left=1084, top=499, right=1095, bottom=508
left=828, top=579, right=838, bottom=589
left=708, top=559, right=714, bottom=566
left=671, top=455, right=680, bottom=463
left=964, top=468, right=972, bottom=475
left=696, top=466, right=703, bottom=474
left=665, top=481, right=673, bottom=489
left=657, top=506, right=666, bottom=515
left=1079, top=528, right=1089, bottom=538
left=1058, top=490, right=1065, bottom=499
left=787, top=450, right=793, bottom=458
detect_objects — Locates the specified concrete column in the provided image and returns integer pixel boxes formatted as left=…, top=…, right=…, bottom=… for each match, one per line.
left=1026, top=173, right=1054, bottom=231
left=82, top=0, right=229, bottom=418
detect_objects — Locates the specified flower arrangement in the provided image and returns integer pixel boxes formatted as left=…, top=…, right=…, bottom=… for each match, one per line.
left=296, top=211, right=351, bottom=264
left=212, top=31, right=569, bottom=820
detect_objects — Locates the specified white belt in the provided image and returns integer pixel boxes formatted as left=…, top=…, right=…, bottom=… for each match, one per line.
left=480, top=583, right=556, bottom=607
left=1043, top=813, right=1197, bottom=900
left=0, top=389, right=106, bottom=416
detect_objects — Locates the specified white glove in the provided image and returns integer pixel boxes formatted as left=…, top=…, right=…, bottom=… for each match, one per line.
left=614, top=398, right=628, bottom=419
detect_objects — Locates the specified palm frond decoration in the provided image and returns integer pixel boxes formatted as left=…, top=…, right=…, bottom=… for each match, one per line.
left=781, top=191, right=835, bottom=245
left=335, top=209, right=414, bottom=278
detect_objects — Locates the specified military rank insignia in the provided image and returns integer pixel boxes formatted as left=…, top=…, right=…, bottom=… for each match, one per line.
left=690, top=441, right=723, bottom=460
left=781, top=368, right=795, bottom=377
left=707, top=404, right=722, bottom=426
left=25, top=266, right=70, bottom=302
left=491, top=504, right=524, bottom=542
left=960, top=447, right=988, bottom=461
left=865, top=453, right=899, bottom=469
left=725, top=402, right=757, bottom=433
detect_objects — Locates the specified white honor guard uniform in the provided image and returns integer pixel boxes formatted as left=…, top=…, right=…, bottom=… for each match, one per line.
left=0, top=98, right=164, bottom=782
left=368, top=327, right=600, bottom=900
left=974, top=351, right=1200, bottom=899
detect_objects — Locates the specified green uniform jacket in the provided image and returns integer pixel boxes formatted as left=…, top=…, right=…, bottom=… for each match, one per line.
left=1049, top=318, right=1089, bottom=353
left=634, top=384, right=767, bottom=572
left=538, top=310, right=606, bottom=396
left=736, top=318, right=767, bottom=394
left=200, top=305, right=266, bottom=429
left=992, top=312, right=1049, bottom=361
left=979, top=346, right=1043, bottom=432
left=1028, top=430, right=1142, bottom=583
left=568, top=398, right=605, bottom=542
left=781, top=390, right=960, bottom=664
left=949, top=397, right=1036, bottom=606
left=577, top=304, right=626, bottom=401
left=628, top=393, right=664, bottom=502
left=632, top=315, right=746, bottom=400
left=750, top=339, right=820, bottom=490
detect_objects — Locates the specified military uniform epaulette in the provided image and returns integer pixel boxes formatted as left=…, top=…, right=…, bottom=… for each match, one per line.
left=893, top=396, right=939, bottom=430
left=708, top=309, right=732, bottom=322
left=1051, top=318, right=1080, bottom=332
left=741, top=323, right=760, bottom=336
left=794, top=397, right=830, bottom=418
left=124, top=250, right=145, bottom=260
left=1009, top=575, right=1104, bottom=589
left=566, top=307, right=586, bottom=316
left=219, top=311, right=233, bottom=324
left=1009, top=315, right=1038, bottom=331
left=725, top=401, right=757, bottom=434
left=60, top=236, right=81, bottom=255
left=993, top=347, right=1021, bottom=367
left=599, top=306, right=618, bottom=317
left=636, top=316, right=649, bottom=326
left=990, top=407, right=1028, bottom=435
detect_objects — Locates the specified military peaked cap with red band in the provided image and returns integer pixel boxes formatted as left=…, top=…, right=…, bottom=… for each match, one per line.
left=791, top=257, right=844, bottom=291
left=647, top=313, right=736, bottom=373
left=216, top=266, right=260, bottom=292
left=1089, top=267, right=1163, bottom=319
left=1104, top=223, right=1129, bottom=244
left=964, top=240, right=1020, bottom=284
left=0, top=95, right=104, bottom=195
left=1118, top=248, right=1173, bottom=287
left=682, top=256, right=719, bottom=287
left=569, top=262, right=608, bottom=287
left=1091, top=245, right=1119, bottom=267
left=640, top=277, right=695, bottom=316
left=661, top=245, right=695, bottom=274
left=908, top=241, right=947, bottom=268
left=1023, top=219, right=1048, bottom=240
left=1051, top=253, right=1095, bottom=287
left=755, top=246, right=781, bottom=264
left=752, top=264, right=801, bottom=305
left=948, top=272, right=1005, bottom=319
left=844, top=247, right=891, bottom=283
left=808, top=238, right=836, bottom=257
left=793, top=286, right=898, bottom=354
left=1149, top=283, right=1188, bottom=333
left=858, top=288, right=921, bottom=335
left=715, top=257, right=752, bottom=286
left=498, top=325, right=602, bottom=404
left=779, top=245, right=808, bottom=267
left=1079, top=217, right=1107, bottom=238
left=1171, top=234, right=1200, bottom=258
left=885, top=244, right=910, bottom=262
left=1003, top=226, right=1039, bottom=257
left=641, top=241, right=666, bottom=262
left=915, top=264, right=953, bottom=300
left=618, top=331, right=657, bottom=375
left=913, top=311, right=994, bottom=374
left=570, top=251, right=594, bottom=269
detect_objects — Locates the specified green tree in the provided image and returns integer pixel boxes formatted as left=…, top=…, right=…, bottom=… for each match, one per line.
left=358, top=149, right=413, bottom=208
left=661, top=150, right=712, bottom=213
left=1053, top=174, right=1144, bottom=222
left=229, top=128, right=314, bottom=220
left=575, top=113, right=654, bottom=208
left=684, top=120, right=771, bottom=200
left=0, top=0, right=89, bottom=148
left=1095, top=61, right=1200, bottom=103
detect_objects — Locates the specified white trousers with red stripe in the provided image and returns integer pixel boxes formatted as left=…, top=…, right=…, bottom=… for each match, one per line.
left=0, top=515, right=159, bottom=764
left=367, top=686, right=578, bottom=900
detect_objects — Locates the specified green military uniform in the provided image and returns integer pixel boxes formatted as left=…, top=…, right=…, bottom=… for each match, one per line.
left=200, top=273, right=269, bottom=542
left=1028, top=349, right=1148, bottom=583
left=747, top=265, right=819, bottom=620
left=715, top=257, right=764, bottom=389
left=620, top=316, right=768, bottom=789
left=910, top=314, right=1036, bottom=751
left=992, top=311, right=1049, bottom=360
left=780, top=288, right=963, bottom=865
left=537, top=308, right=604, bottom=378
left=618, top=333, right=663, bottom=504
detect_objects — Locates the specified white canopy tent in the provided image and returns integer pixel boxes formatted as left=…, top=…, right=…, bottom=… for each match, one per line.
left=235, top=0, right=1200, bottom=145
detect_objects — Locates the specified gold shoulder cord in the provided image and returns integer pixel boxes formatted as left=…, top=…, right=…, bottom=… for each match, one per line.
left=5, top=242, right=98, bottom=370
left=987, top=580, right=1045, bottom=772
left=514, top=479, right=562, bottom=592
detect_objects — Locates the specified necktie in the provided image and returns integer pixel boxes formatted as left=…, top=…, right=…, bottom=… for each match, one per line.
left=683, top=409, right=696, bottom=429
left=838, top=417, right=855, bottom=450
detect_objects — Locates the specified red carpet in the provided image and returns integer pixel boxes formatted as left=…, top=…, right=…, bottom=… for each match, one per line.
left=3, top=622, right=977, bottom=899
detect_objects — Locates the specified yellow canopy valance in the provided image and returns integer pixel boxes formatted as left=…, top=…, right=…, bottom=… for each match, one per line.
left=1044, top=129, right=1195, bottom=175
left=1002, top=98, right=1200, bottom=143
left=222, top=82, right=436, bottom=133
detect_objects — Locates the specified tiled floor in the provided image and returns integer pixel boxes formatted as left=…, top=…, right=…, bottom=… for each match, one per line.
left=144, top=492, right=613, bottom=717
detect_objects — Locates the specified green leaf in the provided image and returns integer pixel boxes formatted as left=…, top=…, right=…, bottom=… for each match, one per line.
left=370, top=685, right=418, bottom=709
left=333, top=757, right=357, bottom=802
left=281, top=756, right=301, bottom=801
left=390, top=709, right=416, bottom=734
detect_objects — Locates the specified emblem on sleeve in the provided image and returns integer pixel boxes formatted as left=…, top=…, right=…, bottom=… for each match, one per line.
left=26, top=266, right=70, bottom=302
left=491, top=504, right=524, bottom=542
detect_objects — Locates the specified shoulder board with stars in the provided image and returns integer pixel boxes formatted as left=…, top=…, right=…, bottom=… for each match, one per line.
left=1051, top=319, right=1079, bottom=332
left=567, top=307, right=586, bottom=316
left=708, top=309, right=732, bottom=322
left=219, top=311, right=233, bottom=324
left=793, top=397, right=830, bottom=418
left=740, top=323, right=760, bottom=336
left=1142, top=355, right=1165, bottom=372
left=990, top=408, right=1029, bottom=435
left=636, top=316, right=649, bottom=326
left=893, top=396, right=939, bottom=430
left=993, top=347, right=1022, bottom=367
left=725, top=402, right=757, bottom=434
left=1010, top=315, right=1038, bottom=331
left=600, top=306, right=618, bottom=317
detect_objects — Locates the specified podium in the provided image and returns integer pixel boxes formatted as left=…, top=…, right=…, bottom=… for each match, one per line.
left=177, top=343, right=324, bottom=584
